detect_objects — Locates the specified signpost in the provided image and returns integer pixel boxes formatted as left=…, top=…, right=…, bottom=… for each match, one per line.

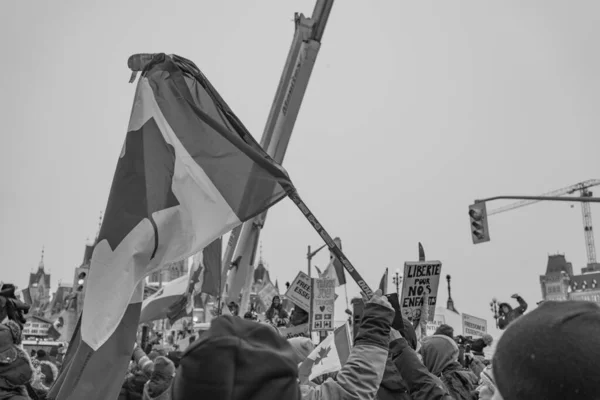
left=400, top=261, right=442, bottom=322
left=462, top=313, right=487, bottom=338
left=309, top=278, right=335, bottom=331
left=285, top=271, right=311, bottom=310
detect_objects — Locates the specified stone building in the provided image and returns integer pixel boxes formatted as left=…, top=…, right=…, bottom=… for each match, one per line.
left=540, top=254, right=600, bottom=303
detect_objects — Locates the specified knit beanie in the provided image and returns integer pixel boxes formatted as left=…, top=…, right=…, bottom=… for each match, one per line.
left=434, top=324, right=454, bottom=338
left=171, top=316, right=300, bottom=400
left=145, top=356, right=175, bottom=399
left=493, top=300, right=600, bottom=400
left=288, top=337, right=315, bottom=364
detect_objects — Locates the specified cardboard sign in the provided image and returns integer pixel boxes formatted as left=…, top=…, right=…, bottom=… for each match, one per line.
left=400, top=261, right=442, bottom=323
left=279, top=323, right=310, bottom=339
left=309, top=278, right=335, bottom=331
left=426, top=314, right=446, bottom=336
left=258, top=282, right=279, bottom=309
left=285, top=271, right=311, bottom=310
left=462, top=313, right=487, bottom=338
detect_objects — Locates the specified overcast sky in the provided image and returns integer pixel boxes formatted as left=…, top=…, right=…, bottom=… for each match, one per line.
left=1, top=0, right=599, bottom=336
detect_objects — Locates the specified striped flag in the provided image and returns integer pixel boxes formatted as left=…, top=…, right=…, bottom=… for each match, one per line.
left=298, top=323, right=352, bottom=383
left=321, top=237, right=346, bottom=286
left=138, top=274, right=189, bottom=324
left=49, top=53, right=294, bottom=400
left=378, top=268, right=388, bottom=295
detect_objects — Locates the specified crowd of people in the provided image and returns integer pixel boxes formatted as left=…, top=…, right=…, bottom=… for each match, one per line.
left=1, top=284, right=599, bottom=399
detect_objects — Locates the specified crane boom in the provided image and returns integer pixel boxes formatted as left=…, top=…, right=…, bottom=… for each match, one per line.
left=488, top=179, right=600, bottom=265
left=488, top=179, right=600, bottom=215
left=221, top=0, right=335, bottom=313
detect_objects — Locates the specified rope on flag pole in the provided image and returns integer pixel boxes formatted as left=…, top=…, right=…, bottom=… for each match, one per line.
left=287, top=189, right=374, bottom=299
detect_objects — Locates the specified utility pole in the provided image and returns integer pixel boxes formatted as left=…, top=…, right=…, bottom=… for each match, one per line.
left=490, top=298, right=499, bottom=329
left=392, top=269, right=402, bottom=296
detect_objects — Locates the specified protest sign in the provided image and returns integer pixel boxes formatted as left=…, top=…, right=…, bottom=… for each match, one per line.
left=258, top=282, right=279, bottom=309
left=462, top=313, right=487, bottom=338
left=309, top=278, right=335, bottom=331
left=400, top=261, right=442, bottom=322
left=285, top=271, right=311, bottom=310
left=426, top=314, right=446, bottom=336
left=279, top=323, right=310, bottom=339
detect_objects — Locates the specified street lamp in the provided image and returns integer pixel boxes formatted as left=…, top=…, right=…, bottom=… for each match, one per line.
left=307, top=243, right=327, bottom=277
left=392, top=269, right=402, bottom=296
left=490, top=298, right=499, bottom=329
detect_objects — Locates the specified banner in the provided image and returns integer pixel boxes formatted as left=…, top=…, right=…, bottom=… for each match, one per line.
left=279, top=323, right=310, bottom=339
left=400, top=261, right=442, bottom=322
left=426, top=314, right=446, bottom=336
left=309, top=278, right=335, bottom=331
left=462, top=313, right=487, bottom=338
left=285, top=272, right=311, bottom=310
left=258, top=282, right=279, bottom=309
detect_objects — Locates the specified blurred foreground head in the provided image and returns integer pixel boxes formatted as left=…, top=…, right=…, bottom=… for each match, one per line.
left=493, top=300, right=600, bottom=400
left=171, top=315, right=299, bottom=400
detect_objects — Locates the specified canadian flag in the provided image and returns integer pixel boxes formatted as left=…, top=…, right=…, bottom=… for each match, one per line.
left=298, top=323, right=352, bottom=383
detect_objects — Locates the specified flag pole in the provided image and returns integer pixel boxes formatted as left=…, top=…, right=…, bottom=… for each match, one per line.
left=287, top=190, right=374, bottom=298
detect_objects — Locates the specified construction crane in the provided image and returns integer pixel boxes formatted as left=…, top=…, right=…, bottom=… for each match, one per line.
left=488, top=179, right=600, bottom=265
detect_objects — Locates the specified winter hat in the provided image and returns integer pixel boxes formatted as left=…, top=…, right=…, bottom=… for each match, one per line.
left=493, top=300, right=600, bottom=400
left=166, top=351, right=182, bottom=368
left=288, top=337, right=315, bottom=364
left=145, top=356, right=175, bottom=399
left=171, top=316, right=300, bottom=400
left=434, top=324, right=454, bottom=338
left=39, top=360, right=58, bottom=386
left=419, top=334, right=459, bottom=375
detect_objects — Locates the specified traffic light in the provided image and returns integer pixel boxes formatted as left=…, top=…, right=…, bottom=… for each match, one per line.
left=469, top=202, right=490, bottom=244
left=76, top=271, right=87, bottom=292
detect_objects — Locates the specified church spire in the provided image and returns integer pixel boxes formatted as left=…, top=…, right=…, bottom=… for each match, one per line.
left=38, top=246, right=45, bottom=270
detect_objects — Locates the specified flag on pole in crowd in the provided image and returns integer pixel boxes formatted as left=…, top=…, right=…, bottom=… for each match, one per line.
left=322, top=237, right=346, bottom=286
left=298, top=323, right=352, bottom=383
left=139, top=274, right=188, bottom=324
left=314, top=266, right=323, bottom=277
left=49, top=53, right=294, bottom=400
left=418, top=242, right=425, bottom=262
left=378, top=268, right=388, bottom=295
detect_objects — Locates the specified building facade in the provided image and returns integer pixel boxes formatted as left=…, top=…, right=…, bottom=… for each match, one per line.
left=24, top=252, right=52, bottom=317
left=540, top=254, right=600, bottom=303
left=22, top=315, right=52, bottom=339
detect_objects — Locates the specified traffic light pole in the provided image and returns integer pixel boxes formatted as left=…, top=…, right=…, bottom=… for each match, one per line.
left=475, top=196, right=600, bottom=204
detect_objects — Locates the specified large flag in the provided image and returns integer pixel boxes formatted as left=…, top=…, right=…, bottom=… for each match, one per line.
left=49, top=53, right=294, bottom=400
left=322, top=237, right=346, bottom=286
left=378, top=268, right=388, bottom=295
left=169, top=236, right=223, bottom=322
left=298, top=323, right=352, bottom=383
left=138, top=274, right=189, bottom=324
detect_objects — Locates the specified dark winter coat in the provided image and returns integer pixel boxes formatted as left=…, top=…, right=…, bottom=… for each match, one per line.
left=118, top=372, right=147, bottom=400
left=389, top=338, right=452, bottom=400
left=498, top=296, right=528, bottom=330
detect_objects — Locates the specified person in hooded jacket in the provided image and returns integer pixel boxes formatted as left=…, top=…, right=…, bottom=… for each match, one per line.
left=376, top=317, right=418, bottom=400
left=171, top=289, right=393, bottom=400
left=388, top=332, right=453, bottom=400
left=142, top=356, right=175, bottom=400
left=265, top=296, right=289, bottom=327
left=497, top=294, right=527, bottom=330
left=0, top=320, right=33, bottom=400
left=419, top=334, right=479, bottom=400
